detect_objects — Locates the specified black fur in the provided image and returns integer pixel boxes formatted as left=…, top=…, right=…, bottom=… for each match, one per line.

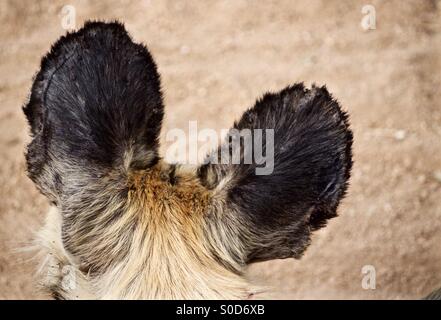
left=200, top=84, right=353, bottom=263
left=23, top=21, right=163, bottom=200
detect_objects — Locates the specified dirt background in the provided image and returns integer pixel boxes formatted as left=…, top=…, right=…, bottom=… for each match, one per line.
left=1, top=0, right=440, bottom=299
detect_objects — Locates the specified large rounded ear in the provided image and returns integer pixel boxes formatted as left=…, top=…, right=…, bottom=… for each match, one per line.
left=23, top=21, right=164, bottom=201
left=199, top=84, right=353, bottom=264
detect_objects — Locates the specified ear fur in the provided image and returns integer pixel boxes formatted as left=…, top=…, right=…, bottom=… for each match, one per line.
left=23, top=21, right=164, bottom=200
left=199, top=83, right=353, bottom=263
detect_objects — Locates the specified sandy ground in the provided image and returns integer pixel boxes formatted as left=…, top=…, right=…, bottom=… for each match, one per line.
left=0, top=0, right=440, bottom=299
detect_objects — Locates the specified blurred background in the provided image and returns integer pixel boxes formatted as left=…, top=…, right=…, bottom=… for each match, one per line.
left=0, top=0, right=440, bottom=299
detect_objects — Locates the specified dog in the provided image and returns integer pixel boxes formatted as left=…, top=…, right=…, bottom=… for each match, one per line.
left=23, top=21, right=353, bottom=299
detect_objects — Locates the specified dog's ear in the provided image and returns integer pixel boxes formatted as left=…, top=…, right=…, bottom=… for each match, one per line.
left=199, top=84, right=353, bottom=264
left=23, top=21, right=164, bottom=201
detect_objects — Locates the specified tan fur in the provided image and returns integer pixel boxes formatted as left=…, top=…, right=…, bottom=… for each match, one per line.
left=37, top=162, right=255, bottom=299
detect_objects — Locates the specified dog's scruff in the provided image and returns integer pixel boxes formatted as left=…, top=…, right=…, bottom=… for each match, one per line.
left=23, top=21, right=353, bottom=299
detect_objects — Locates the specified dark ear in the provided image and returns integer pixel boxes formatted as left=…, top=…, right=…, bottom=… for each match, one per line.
left=199, top=84, right=353, bottom=263
left=23, top=21, right=164, bottom=201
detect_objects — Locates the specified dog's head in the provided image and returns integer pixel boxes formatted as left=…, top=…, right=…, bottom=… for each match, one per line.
left=24, top=22, right=352, bottom=299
